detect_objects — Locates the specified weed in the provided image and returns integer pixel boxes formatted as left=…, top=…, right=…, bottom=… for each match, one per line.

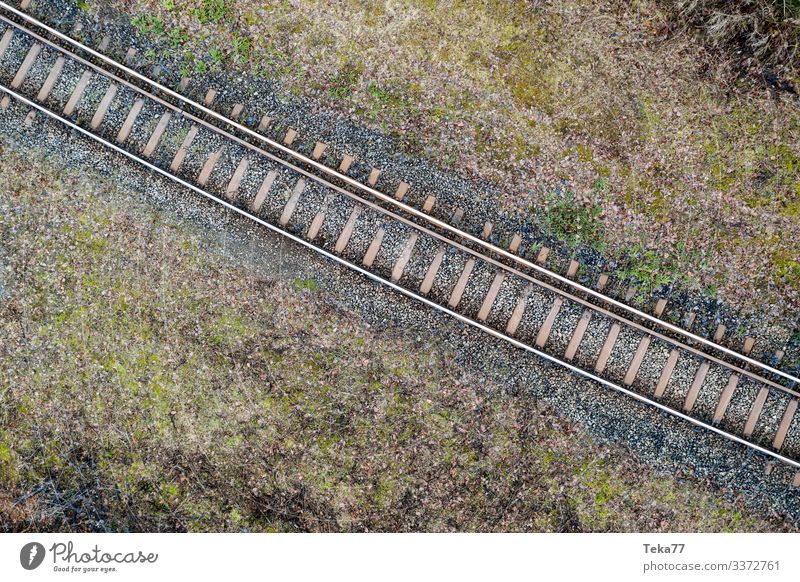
left=232, top=34, right=252, bottom=62
left=617, top=244, right=693, bottom=296
left=132, top=14, right=165, bottom=37
left=328, top=61, right=363, bottom=99
left=365, top=81, right=415, bottom=121
left=167, top=27, right=188, bottom=48
left=178, top=58, right=191, bottom=78
left=209, top=47, right=224, bottom=65
left=194, top=0, right=228, bottom=25
left=593, top=177, right=609, bottom=194
left=542, top=192, right=604, bottom=250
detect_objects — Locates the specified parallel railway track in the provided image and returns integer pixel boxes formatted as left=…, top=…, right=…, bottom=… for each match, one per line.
left=1, top=1, right=799, bottom=484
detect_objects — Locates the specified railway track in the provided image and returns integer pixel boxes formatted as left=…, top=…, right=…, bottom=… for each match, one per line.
left=1, top=1, right=799, bottom=485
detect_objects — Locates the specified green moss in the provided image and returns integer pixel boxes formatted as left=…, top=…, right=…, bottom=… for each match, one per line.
left=495, top=28, right=558, bottom=113
left=365, top=81, right=418, bottom=122
left=637, top=96, right=661, bottom=140
left=771, top=251, right=800, bottom=288
left=575, top=144, right=593, bottom=162
left=0, top=443, right=18, bottom=484
left=589, top=473, right=622, bottom=519
left=705, top=106, right=800, bottom=208
left=781, top=197, right=800, bottom=218
left=717, top=507, right=744, bottom=532
left=361, top=2, right=387, bottom=27
left=292, top=277, right=319, bottom=292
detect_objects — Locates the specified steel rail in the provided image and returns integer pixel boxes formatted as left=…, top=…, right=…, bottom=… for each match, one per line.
left=2, top=1, right=797, bottom=387
left=3, top=83, right=797, bottom=471
left=0, top=14, right=797, bottom=399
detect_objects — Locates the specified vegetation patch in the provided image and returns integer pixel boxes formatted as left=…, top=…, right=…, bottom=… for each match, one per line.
left=617, top=244, right=694, bottom=298
left=542, top=191, right=605, bottom=251
left=663, top=0, right=800, bottom=87
left=193, top=0, right=229, bottom=25
left=327, top=61, right=363, bottom=100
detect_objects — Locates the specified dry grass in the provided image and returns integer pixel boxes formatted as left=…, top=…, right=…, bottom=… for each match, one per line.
left=666, top=0, right=800, bottom=83
left=86, top=0, right=800, bottom=325
left=0, top=144, right=792, bottom=532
